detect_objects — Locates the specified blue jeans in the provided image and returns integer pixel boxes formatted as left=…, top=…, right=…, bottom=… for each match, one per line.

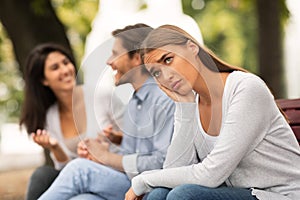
left=147, top=184, right=258, bottom=200
left=38, top=158, right=131, bottom=200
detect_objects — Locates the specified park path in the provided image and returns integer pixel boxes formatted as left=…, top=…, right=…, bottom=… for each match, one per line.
left=0, top=167, right=34, bottom=200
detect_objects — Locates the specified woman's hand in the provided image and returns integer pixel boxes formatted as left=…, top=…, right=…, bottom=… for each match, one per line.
left=32, top=129, right=69, bottom=162
left=31, top=129, right=58, bottom=149
left=125, top=187, right=144, bottom=200
left=158, top=83, right=195, bottom=103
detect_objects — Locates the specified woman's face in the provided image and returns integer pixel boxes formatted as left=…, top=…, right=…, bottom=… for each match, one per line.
left=144, top=44, right=199, bottom=96
left=42, top=51, right=76, bottom=93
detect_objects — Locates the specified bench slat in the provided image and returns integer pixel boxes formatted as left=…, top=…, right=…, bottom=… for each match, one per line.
left=284, top=110, right=300, bottom=124
left=276, top=98, right=300, bottom=109
left=276, top=98, right=300, bottom=145
left=291, top=126, right=300, bottom=141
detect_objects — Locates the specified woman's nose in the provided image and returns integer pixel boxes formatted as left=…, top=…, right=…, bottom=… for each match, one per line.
left=162, top=68, right=174, bottom=81
left=61, top=64, right=70, bottom=74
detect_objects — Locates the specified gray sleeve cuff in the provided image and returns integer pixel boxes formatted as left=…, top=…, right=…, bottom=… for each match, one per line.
left=122, top=153, right=139, bottom=179
left=132, top=175, right=151, bottom=196
left=175, top=102, right=197, bottom=120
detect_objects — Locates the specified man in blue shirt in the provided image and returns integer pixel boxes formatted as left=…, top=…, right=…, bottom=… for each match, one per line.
left=38, top=23, right=175, bottom=200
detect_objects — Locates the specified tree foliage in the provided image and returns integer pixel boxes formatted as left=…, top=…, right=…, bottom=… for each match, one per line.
left=52, top=0, right=99, bottom=65
left=182, top=0, right=289, bottom=98
left=182, top=0, right=258, bottom=72
left=0, top=0, right=291, bottom=123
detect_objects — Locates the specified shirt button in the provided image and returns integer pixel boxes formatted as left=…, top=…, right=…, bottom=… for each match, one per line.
left=137, top=104, right=142, bottom=110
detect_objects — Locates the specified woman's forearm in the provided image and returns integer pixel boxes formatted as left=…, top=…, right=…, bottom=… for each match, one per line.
left=50, top=143, right=69, bottom=162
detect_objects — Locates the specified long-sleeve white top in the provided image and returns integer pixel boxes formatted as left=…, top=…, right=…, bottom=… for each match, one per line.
left=131, top=71, right=300, bottom=200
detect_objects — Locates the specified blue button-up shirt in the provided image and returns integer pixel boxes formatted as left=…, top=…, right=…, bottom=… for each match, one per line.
left=120, top=77, right=175, bottom=179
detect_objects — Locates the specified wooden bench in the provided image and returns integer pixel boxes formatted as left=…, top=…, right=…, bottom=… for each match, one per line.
left=276, top=98, right=300, bottom=145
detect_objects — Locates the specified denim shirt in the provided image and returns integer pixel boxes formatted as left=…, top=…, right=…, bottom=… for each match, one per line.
left=120, top=77, right=175, bottom=179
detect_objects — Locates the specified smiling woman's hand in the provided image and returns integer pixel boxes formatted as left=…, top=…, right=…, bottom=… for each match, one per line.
left=31, top=129, right=69, bottom=162
left=31, top=129, right=58, bottom=149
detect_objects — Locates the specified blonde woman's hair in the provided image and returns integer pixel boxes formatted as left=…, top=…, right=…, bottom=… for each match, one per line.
left=141, top=24, right=246, bottom=73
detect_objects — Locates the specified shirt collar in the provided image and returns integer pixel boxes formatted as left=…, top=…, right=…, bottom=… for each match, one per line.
left=133, top=76, right=156, bottom=102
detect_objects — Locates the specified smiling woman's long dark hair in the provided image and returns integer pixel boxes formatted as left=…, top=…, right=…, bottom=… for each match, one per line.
left=20, top=43, right=76, bottom=133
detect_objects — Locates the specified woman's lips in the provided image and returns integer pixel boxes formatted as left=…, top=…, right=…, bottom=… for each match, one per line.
left=171, top=79, right=181, bottom=90
left=61, top=75, right=73, bottom=83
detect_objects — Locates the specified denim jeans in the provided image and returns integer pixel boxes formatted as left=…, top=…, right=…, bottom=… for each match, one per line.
left=147, top=184, right=258, bottom=200
left=69, top=193, right=105, bottom=200
left=38, top=158, right=131, bottom=200
left=26, top=165, right=60, bottom=200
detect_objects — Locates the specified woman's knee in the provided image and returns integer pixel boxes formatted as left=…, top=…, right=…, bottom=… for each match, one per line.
left=167, top=184, right=207, bottom=200
left=64, top=158, right=89, bottom=171
left=147, top=188, right=171, bottom=200
left=61, top=158, right=98, bottom=178
left=167, top=184, right=256, bottom=200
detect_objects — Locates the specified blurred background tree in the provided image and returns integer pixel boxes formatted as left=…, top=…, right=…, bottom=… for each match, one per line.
left=182, top=0, right=289, bottom=98
left=256, top=0, right=289, bottom=98
left=0, top=0, right=290, bottom=124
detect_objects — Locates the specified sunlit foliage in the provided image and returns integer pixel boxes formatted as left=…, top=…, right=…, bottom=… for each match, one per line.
left=52, top=0, right=99, bottom=66
left=182, top=0, right=257, bottom=72
left=0, top=0, right=290, bottom=122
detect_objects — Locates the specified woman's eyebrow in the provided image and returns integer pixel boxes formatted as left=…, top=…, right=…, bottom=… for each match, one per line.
left=157, top=52, right=171, bottom=63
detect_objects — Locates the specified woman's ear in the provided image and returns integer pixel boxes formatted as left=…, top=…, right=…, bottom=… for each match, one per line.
left=42, top=79, right=49, bottom=86
left=186, top=40, right=199, bottom=56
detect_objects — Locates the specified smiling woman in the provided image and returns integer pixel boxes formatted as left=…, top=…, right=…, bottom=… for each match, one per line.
left=19, top=43, right=124, bottom=200
left=19, top=43, right=84, bottom=200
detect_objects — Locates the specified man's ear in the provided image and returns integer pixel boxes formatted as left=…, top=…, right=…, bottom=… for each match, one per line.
left=186, top=40, right=199, bottom=56
left=132, top=52, right=142, bottom=66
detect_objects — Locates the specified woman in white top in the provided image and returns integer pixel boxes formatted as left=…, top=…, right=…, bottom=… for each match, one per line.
left=125, top=25, right=300, bottom=200
left=20, top=43, right=123, bottom=200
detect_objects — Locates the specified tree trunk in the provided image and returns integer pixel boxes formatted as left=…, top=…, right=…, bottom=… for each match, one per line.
left=0, top=0, right=73, bottom=76
left=256, top=0, right=286, bottom=98
left=0, top=0, right=73, bottom=166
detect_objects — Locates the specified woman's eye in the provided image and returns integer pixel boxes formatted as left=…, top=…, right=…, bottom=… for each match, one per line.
left=164, top=57, right=173, bottom=64
left=152, top=71, right=161, bottom=78
left=50, top=64, right=59, bottom=70
left=62, top=58, right=70, bottom=65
